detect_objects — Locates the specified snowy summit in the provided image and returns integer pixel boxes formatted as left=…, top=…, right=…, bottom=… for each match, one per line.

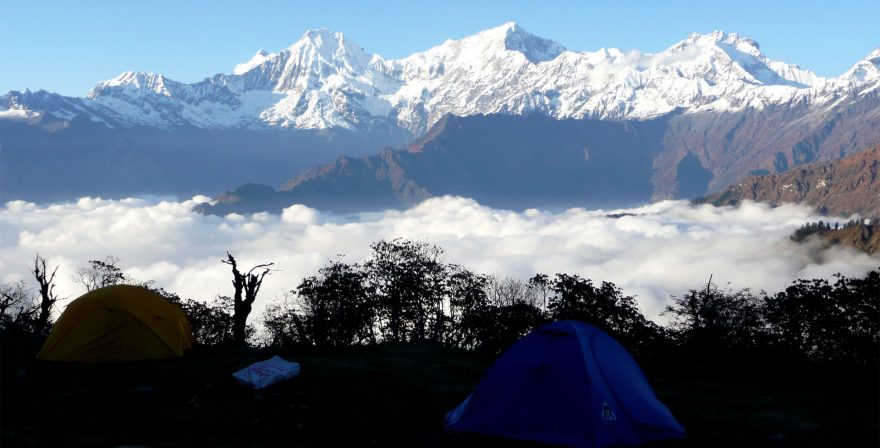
left=2, top=23, right=878, bottom=135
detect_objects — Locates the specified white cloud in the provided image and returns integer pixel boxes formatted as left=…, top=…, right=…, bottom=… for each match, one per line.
left=1, top=196, right=876, bottom=323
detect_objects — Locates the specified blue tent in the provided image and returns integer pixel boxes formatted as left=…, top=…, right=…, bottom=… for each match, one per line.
left=445, top=320, right=685, bottom=447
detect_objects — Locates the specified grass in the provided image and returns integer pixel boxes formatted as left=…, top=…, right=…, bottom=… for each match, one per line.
left=1, top=333, right=877, bottom=447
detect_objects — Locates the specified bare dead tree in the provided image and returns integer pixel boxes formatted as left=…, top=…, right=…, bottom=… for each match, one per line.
left=221, top=252, right=274, bottom=345
left=32, top=255, right=59, bottom=334
left=487, top=276, right=539, bottom=308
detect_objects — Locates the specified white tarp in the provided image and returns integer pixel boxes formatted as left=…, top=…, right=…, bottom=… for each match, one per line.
left=232, top=356, right=301, bottom=390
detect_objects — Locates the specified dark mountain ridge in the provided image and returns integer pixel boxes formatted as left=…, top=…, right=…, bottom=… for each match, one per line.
left=700, top=146, right=880, bottom=217
left=195, top=114, right=673, bottom=215
left=196, top=93, right=880, bottom=215
left=654, top=94, right=880, bottom=198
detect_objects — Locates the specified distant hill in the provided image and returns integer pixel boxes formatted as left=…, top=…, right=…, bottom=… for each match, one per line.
left=196, top=105, right=880, bottom=215
left=700, top=146, right=880, bottom=217
left=791, top=220, right=880, bottom=254
left=195, top=114, right=671, bottom=214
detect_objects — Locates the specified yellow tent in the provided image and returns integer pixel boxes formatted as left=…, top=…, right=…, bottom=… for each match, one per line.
left=37, top=285, right=193, bottom=362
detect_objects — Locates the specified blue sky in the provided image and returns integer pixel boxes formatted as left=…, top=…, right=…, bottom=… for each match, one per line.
left=1, top=0, right=878, bottom=96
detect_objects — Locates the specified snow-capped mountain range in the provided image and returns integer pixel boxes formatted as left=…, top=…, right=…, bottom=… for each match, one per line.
left=3, top=22, right=878, bottom=136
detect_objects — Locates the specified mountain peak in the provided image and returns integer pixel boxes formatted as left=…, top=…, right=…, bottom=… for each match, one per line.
left=87, top=71, right=171, bottom=98
left=841, top=47, right=880, bottom=82
left=302, top=27, right=338, bottom=40
left=682, top=30, right=761, bottom=51
left=286, top=27, right=370, bottom=64
left=482, top=21, right=520, bottom=36
left=231, top=29, right=368, bottom=78
left=233, top=49, right=276, bottom=75
left=473, top=22, right=565, bottom=63
left=104, top=70, right=167, bottom=85
left=663, top=30, right=824, bottom=87
left=503, top=23, right=566, bottom=63
left=296, top=28, right=353, bottom=49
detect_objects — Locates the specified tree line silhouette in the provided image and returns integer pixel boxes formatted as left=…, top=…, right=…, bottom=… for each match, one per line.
left=2, top=239, right=878, bottom=364
left=791, top=218, right=878, bottom=242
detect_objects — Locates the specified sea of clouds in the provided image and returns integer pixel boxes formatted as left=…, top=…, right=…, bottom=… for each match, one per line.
left=1, top=196, right=877, bottom=322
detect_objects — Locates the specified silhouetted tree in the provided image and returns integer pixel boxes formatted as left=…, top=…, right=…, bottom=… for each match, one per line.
left=365, top=239, right=446, bottom=343
left=663, top=282, right=767, bottom=351
left=75, top=256, right=125, bottom=291
left=295, top=258, right=375, bottom=347
left=262, top=292, right=310, bottom=348
left=155, top=288, right=236, bottom=346
left=0, top=281, right=37, bottom=333
left=446, top=265, right=492, bottom=350
left=547, top=273, right=661, bottom=353
left=187, top=236, right=878, bottom=365
left=486, top=301, right=546, bottom=353
left=476, top=275, right=549, bottom=353
left=222, top=252, right=273, bottom=346
left=32, top=255, right=59, bottom=334
left=528, top=273, right=551, bottom=312
left=487, top=276, right=541, bottom=308
left=764, top=271, right=879, bottom=363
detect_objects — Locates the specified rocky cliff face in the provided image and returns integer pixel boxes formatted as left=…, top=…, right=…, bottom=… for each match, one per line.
left=653, top=92, right=880, bottom=199
left=702, top=146, right=880, bottom=217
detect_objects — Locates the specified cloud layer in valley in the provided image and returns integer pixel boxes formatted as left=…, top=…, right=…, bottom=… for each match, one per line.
left=1, top=196, right=876, bottom=323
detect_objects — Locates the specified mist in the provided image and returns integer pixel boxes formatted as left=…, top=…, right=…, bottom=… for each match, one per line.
left=1, top=196, right=876, bottom=321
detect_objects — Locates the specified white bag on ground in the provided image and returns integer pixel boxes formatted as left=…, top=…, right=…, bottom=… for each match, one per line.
left=232, top=356, right=301, bottom=389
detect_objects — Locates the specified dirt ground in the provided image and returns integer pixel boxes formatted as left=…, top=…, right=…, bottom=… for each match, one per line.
left=1, top=334, right=877, bottom=447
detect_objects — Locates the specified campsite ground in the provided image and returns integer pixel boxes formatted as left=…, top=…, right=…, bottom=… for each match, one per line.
left=1, top=334, right=877, bottom=447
